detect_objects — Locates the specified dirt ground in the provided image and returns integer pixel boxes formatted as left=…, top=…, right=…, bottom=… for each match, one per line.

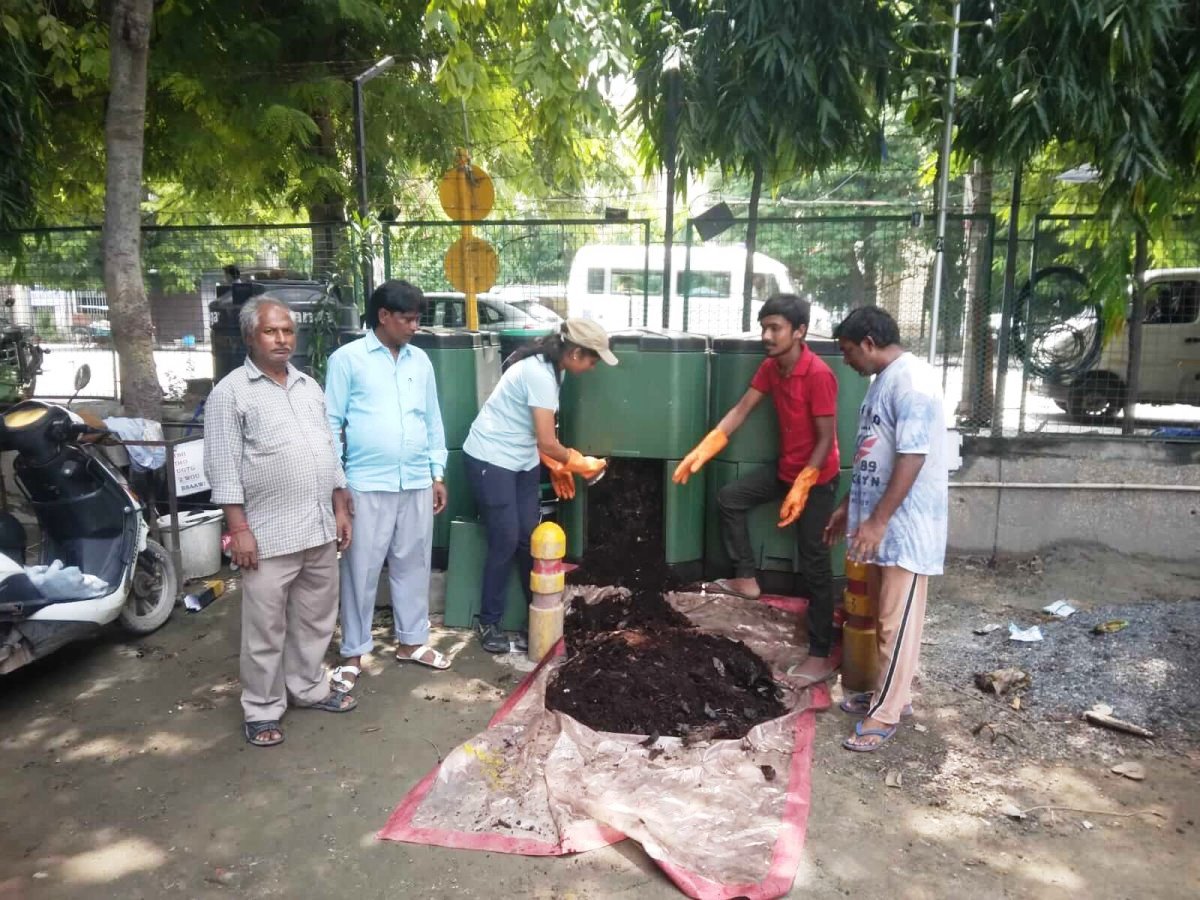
left=1, top=543, right=1197, bottom=899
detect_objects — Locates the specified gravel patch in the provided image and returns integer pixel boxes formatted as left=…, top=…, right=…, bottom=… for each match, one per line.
left=921, top=597, right=1200, bottom=737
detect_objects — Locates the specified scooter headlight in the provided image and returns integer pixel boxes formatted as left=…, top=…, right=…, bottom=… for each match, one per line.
left=2, top=404, right=49, bottom=430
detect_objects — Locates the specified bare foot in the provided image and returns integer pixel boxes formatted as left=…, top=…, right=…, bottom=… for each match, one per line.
left=786, top=655, right=837, bottom=684
left=710, top=577, right=761, bottom=600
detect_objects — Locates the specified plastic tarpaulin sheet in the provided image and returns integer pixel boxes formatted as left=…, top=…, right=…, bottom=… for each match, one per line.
left=379, top=589, right=832, bottom=899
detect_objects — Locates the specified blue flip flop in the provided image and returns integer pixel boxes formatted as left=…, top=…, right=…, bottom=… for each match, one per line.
left=842, top=719, right=898, bottom=752
left=839, top=692, right=913, bottom=717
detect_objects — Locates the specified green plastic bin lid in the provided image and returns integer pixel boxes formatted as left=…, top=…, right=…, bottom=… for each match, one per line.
left=607, top=328, right=708, bottom=352
left=712, top=332, right=838, bottom=356
left=411, top=329, right=498, bottom=349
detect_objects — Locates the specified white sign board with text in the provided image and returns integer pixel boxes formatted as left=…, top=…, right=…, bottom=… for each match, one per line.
left=173, top=439, right=210, bottom=497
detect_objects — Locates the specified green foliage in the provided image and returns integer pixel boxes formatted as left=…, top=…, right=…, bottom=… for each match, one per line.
left=625, top=0, right=901, bottom=186
left=424, top=0, right=636, bottom=197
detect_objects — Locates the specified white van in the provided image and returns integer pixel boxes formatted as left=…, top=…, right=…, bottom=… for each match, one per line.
left=566, top=244, right=796, bottom=335
left=1040, top=268, right=1200, bottom=419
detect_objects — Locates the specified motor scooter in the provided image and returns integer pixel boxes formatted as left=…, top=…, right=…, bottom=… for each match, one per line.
left=0, top=366, right=178, bottom=674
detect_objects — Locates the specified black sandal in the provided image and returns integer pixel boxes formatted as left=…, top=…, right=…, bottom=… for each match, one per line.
left=303, top=690, right=358, bottom=713
left=243, top=720, right=284, bottom=747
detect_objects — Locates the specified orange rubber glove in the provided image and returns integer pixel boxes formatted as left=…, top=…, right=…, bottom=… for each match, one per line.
left=540, top=452, right=576, bottom=499
left=561, top=448, right=606, bottom=480
left=778, top=466, right=820, bottom=527
left=672, top=428, right=729, bottom=484
left=549, top=468, right=575, bottom=499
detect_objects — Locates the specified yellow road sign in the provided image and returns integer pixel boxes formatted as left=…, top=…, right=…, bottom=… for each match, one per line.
left=444, top=236, right=499, bottom=295
left=439, top=157, right=494, bottom=222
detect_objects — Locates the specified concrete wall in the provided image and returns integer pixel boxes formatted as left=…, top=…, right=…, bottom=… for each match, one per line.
left=951, top=435, right=1200, bottom=560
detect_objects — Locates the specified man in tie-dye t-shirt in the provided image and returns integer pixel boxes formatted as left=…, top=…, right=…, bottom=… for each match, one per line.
left=823, top=306, right=948, bottom=752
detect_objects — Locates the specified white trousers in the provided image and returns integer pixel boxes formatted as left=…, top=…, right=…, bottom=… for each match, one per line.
left=338, top=487, right=433, bottom=655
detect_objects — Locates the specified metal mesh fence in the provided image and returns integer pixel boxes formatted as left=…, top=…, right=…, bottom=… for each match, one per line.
left=3, top=212, right=1196, bottom=442
left=683, top=213, right=998, bottom=429
left=1010, top=214, right=1200, bottom=436
left=382, top=218, right=652, bottom=326
left=0, top=223, right=346, bottom=398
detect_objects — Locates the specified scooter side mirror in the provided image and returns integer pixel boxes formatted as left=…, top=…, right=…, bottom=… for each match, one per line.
left=67, top=364, right=92, bottom=409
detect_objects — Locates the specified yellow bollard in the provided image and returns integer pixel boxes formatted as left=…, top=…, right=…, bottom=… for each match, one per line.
left=840, top=560, right=878, bottom=693
left=528, top=522, right=566, bottom=662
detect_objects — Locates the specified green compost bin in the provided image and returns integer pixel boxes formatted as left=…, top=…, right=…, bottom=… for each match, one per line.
left=498, top=327, right=553, bottom=368
left=409, top=329, right=500, bottom=567
left=442, top=519, right=528, bottom=631
left=703, top=335, right=869, bottom=592
left=558, top=329, right=709, bottom=576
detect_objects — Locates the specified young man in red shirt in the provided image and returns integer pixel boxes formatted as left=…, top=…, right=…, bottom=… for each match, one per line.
left=674, top=293, right=841, bottom=685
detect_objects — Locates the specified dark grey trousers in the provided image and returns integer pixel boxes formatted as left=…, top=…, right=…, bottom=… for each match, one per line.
left=716, top=465, right=839, bottom=657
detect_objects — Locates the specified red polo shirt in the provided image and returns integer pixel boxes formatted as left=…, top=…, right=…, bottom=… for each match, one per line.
left=749, top=345, right=841, bottom=485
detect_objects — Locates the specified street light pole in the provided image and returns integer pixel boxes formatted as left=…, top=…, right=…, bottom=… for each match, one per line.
left=352, top=55, right=395, bottom=297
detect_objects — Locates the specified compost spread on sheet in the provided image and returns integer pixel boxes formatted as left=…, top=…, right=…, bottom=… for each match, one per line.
left=545, top=591, right=786, bottom=740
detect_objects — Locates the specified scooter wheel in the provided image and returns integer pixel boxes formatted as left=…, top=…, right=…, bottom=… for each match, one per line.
left=119, top=539, right=179, bottom=635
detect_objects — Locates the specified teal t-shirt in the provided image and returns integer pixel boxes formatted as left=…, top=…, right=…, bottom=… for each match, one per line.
left=463, top=355, right=560, bottom=472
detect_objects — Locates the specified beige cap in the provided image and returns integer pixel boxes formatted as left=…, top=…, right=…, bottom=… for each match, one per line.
left=562, top=318, right=618, bottom=366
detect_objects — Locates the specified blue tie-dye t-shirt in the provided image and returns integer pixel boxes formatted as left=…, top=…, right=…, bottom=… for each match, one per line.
left=847, top=352, right=948, bottom=575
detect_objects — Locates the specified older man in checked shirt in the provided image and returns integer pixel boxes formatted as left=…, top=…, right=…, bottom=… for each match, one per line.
left=204, top=296, right=356, bottom=748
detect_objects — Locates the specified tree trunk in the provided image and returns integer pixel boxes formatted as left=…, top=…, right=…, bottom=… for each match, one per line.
left=956, top=161, right=995, bottom=427
left=102, top=0, right=160, bottom=420
left=741, top=162, right=763, bottom=332
left=308, top=110, right=346, bottom=279
left=1122, top=230, right=1148, bottom=434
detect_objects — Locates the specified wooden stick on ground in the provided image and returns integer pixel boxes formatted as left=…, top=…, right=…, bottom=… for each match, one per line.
left=1083, top=709, right=1155, bottom=739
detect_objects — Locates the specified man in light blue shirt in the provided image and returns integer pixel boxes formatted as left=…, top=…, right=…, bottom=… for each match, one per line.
left=324, top=280, right=450, bottom=685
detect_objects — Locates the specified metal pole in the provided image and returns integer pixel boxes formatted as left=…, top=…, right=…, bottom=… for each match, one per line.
left=991, top=164, right=1023, bottom=437
left=353, top=79, right=369, bottom=223
left=352, top=56, right=395, bottom=299
left=661, top=52, right=682, bottom=330
left=927, top=0, right=962, bottom=365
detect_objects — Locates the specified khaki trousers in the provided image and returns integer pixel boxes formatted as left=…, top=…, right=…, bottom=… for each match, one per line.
left=240, top=542, right=338, bottom=722
left=864, top=563, right=929, bottom=725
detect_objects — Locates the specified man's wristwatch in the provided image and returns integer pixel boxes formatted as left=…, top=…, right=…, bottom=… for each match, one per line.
left=433, top=476, right=445, bottom=484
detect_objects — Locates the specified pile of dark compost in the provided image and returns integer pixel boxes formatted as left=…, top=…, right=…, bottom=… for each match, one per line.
left=566, top=458, right=682, bottom=591
left=563, top=590, right=691, bottom=654
left=547, top=593, right=786, bottom=739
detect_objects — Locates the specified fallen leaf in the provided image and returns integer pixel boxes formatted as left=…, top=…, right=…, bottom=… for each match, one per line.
left=913, top=723, right=928, bottom=733
left=1000, top=802, right=1026, bottom=820
left=974, top=667, right=1031, bottom=695
left=1111, top=761, right=1146, bottom=781
left=885, top=769, right=903, bottom=788
left=1011, top=696, right=1022, bottom=710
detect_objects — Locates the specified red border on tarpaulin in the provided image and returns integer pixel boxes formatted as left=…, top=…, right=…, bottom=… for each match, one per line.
left=379, top=594, right=831, bottom=898
left=378, top=639, right=630, bottom=856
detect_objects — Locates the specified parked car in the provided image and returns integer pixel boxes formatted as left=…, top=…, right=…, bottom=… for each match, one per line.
left=1039, top=268, right=1200, bottom=419
left=419, top=292, right=563, bottom=332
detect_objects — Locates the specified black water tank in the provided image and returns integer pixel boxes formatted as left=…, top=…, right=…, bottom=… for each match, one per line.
left=209, top=280, right=361, bottom=382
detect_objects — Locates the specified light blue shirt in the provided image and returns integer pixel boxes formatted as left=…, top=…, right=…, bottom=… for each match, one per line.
left=847, top=352, right=948, bottom=575
left=324, top=330, right=447, bottom=492
left=463, top=355, right=559, bottom=472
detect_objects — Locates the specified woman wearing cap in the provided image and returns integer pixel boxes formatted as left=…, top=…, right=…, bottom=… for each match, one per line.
left=462, top=318, right=618, bottom=652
